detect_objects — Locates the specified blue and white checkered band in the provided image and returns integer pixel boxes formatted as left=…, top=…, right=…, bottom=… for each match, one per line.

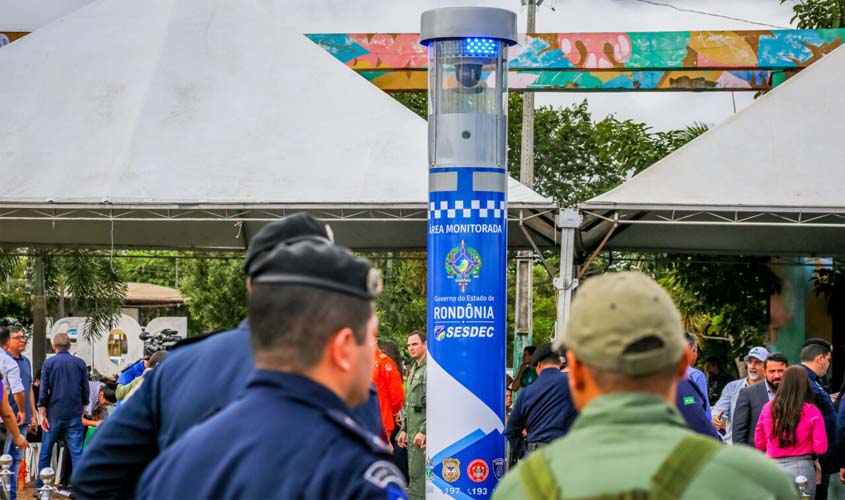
left=428, top=200, right=507, bottom=220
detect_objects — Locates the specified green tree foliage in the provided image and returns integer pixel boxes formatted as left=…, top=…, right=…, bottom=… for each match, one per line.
left=0, top=250, right=126, bottom=342
left=0, top=252, right=30, bottom=328
left=116, top=251, right=179, bottom=288
left=45, top=251, right=127, bottom=341
left=782, top=0, right=845, bottom=28
left=177, top=255, right=247, bottom=335
left=391, top=92, right=427, bottom=119
left=658, top=257, right=780, bottom=358
left=370, top=253, right=427, bottom=351
left=813, top=259, right=844, bottom=314
left=508, top=96, right=688, bottom=207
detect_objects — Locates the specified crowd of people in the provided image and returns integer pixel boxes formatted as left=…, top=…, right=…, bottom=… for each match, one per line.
left=505, top=323, right=843, bottom=499
left=0, top=212, right=840, bottom=499
left=0, top=325, right=178, bottom=499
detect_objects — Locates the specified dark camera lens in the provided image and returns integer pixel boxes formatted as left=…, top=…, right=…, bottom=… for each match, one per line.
left=455, top=63, right=482, bottom=88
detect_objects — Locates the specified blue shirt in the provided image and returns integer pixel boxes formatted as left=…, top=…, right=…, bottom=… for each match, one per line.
left=6, top=352, right=32, bottom=425
left=39, top=350, right=88, bottom=421
left=136, top=371, right=406, bottom=500
left=686, top=366, right=712, bottom=420
left=117, top=360, right=145, bottom=386
left=712, top=377, right=751, bottom=444
left=73, top=320, right=384, bottom=499
left=676, top=377, right=720, bottom=439
left=505, top=368, right=578, bottom=448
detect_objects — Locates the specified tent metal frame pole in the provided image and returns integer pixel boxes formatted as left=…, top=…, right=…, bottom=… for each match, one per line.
left=554, top=209, right=579, bottom=346
left=0, top=208, right=555, bottom=223
left=581, top=209, right=845, bottom=228
left=518, top=221, right=555, bottom=279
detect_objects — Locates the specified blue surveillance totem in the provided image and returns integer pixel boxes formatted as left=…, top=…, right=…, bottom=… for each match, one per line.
left=421, top=7, right=518, bottom=500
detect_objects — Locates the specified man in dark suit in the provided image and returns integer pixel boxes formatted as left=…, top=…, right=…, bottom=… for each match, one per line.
left=732, top=352, right=788, bottom=446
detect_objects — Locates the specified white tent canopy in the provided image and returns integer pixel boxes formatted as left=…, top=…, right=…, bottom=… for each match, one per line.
left=579, top=44, right=845, bottom=257
left=0, top=0, right=557, bottom=250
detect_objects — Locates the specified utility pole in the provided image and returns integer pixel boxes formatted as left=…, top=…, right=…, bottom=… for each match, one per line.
left=513, top=0, right=540, bottom=379
left=520, top=0, right=537, bottom=190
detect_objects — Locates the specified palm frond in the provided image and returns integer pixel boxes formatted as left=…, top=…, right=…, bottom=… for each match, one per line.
left=57, top=250, right=127, bottom=342
left=0, top=249, right=21, bottom=283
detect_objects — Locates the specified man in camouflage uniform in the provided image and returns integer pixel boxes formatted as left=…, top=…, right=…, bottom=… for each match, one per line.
left=398, top=331, right=427, bottom=500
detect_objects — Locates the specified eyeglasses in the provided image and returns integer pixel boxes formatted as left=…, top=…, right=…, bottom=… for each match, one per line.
left=10, top=336, right=24, bottom=341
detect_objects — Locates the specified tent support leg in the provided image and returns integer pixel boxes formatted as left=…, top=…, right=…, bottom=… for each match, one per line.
left=554, top=209, right=579, bottom=346
left=518, top=220, right=555, bottom=281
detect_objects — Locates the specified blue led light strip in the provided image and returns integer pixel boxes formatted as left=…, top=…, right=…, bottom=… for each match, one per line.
left=464, top=37, right=497, bottom=56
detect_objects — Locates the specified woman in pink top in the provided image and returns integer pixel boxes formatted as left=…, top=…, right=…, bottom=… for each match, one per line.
left=755, top=365, right=827, bottom=499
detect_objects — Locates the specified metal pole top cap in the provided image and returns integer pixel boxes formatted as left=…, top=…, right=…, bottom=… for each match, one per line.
left=420, top=7, right=518, bottom=46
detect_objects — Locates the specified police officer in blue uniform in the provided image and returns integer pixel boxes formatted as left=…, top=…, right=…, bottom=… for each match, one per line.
left=136, top=237, right=406, bottom=499
left=73, top=214, right=386, bottom=499
left=505, top=342, right=578, bottom=456
left=800, top=337, right=837, bottom=499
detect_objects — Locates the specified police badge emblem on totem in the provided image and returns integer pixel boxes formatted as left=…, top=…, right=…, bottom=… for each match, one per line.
left=492, top=458, right=505, bottom=480
left=442, top=458, right=461, bottom=483
left=467, top=459, right=489, bottom=483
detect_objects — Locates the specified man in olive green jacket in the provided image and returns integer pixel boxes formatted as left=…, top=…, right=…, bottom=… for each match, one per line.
left=398, top=331, right=427, bottom=500
left=493, top=272, right=797, bottom=500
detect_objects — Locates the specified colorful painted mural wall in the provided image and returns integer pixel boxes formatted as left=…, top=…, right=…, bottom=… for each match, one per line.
left=4, top=28, right=842, bottom=91
left=308, top=29, right=845, bottom=91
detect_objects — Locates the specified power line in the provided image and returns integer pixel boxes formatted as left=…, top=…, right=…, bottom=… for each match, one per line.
left=631, top=0, right=791, bottom=29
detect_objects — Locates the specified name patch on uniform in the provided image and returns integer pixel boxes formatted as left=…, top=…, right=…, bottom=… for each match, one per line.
left=683, top=396, right=696, bottom=406
left=364, top=461, right=407, bottom=490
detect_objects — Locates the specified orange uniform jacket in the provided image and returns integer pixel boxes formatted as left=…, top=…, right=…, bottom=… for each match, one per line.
left=373, top=349, right=404, bottom=435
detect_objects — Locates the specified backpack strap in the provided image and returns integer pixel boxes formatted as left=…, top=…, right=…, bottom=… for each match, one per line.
left=649, top=434, right=722, bottom=500
left=518, top=449, right=561, bottom=500
left=517, top=434, right=720, bottom=500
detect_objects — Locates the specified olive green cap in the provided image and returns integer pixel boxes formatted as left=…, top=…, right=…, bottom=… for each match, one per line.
left=556, top=271, right=685, bottom=376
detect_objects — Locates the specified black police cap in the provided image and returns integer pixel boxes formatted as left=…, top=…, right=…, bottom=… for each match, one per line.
left=532, top=342, right=561, bottom=366
left=249, top=239, right=382, bottom=301
left=803, top=337, right=832, bottom=353
left=243, top=213, right=333, bottom=274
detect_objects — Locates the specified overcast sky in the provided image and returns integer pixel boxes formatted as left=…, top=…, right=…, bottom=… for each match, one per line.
left=3, top=0, right=797, bottom=130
